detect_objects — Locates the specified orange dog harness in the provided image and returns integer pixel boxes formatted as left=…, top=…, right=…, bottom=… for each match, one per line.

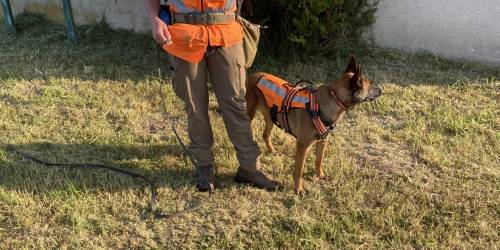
left=256, top=74, right=335, bottom=139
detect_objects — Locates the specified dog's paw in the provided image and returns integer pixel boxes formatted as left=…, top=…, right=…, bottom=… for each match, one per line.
left=295, top=188, right=307, bottom=197
left=310, top=174, right=330, bottom=182
left=316, top=174, right=330, bottom=181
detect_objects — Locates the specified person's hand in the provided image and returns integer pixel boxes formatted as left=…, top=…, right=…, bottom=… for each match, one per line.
left=150, top=17, right=172, bottom=45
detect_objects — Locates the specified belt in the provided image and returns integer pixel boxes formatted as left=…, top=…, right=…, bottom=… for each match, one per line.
left=173, top=13, right=236, bottom=25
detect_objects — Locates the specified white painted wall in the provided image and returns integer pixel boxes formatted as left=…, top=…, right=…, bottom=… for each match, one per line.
left=2, top=0, right=151, bottom=32
left=371, top=0, right=500, bottom=65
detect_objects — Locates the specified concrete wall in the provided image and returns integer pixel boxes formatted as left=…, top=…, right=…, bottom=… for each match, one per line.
left=1, top=0, right=150, bottom=32
left=2, top=0, right=500, bottom=65
left=371, top=0, right=500, bottom=65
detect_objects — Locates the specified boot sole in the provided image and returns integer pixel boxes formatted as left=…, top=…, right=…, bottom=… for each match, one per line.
left=233, top=175, right=252, bottom=184
left=196, top=183, right=215, bottom=192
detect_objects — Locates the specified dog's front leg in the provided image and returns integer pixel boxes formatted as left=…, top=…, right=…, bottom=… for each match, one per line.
left=315, top=138, right=328, bottom=179
left=294, top=141, right=313, bottom=196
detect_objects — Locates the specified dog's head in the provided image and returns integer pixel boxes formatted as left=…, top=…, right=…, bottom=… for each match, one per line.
left=332, top=56, right=382, bottom=107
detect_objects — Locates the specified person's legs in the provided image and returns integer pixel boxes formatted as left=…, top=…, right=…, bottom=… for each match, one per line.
left=206, top=43, right=261, bottom=170
left=172, top=56, right=215, bottom=191
left=206, top=44, right=282, bottom=191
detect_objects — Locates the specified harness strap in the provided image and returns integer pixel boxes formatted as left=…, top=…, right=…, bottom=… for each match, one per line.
left=281, top=85, right=304, bottom=134
left=262, top=77, right=336, bottom=139
left=308, top=90, right=333, bottom=139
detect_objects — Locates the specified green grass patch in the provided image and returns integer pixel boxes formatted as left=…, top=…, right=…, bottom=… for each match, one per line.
left=1, top=14, right=499, bottom=248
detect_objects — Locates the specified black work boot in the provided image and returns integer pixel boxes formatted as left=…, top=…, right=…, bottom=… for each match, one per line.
left=234, top=167, right=283, bottom=191
left=196, top=164, right=215, bottom=192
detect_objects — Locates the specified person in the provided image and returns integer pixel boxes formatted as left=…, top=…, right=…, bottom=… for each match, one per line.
left=144, top=0, right=282, bottom=192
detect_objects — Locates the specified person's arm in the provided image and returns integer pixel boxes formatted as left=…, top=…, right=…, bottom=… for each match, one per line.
left=144, top=0, right=172, bottom=45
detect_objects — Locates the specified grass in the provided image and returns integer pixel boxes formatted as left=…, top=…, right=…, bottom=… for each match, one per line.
left=1, top=14, right=499, bottom=249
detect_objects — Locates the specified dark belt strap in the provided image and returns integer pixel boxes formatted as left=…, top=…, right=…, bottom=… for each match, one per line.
left=173, top=13, right=236, bottom=25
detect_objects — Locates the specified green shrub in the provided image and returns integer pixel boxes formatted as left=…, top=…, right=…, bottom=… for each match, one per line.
left=247, top=0, right=379, bottom=53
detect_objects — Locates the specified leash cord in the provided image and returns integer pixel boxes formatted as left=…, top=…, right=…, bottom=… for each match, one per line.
left=156, top=46, right=199, bottom=168
left=2, top=143, right=159, bottom=214
left=158, top=83, right=198, bottom=168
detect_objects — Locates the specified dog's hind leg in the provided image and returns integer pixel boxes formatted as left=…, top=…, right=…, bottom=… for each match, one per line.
left=261, top=109, right=277, bottom=154
left=245, top=84, right=258, bottom=121
left=314, top=138, right=328, bottom=179
left=246, top=100, right=257, bottom=122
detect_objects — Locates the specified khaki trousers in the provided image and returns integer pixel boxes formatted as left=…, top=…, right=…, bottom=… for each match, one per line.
left=171, top=43, right=261, bottom=170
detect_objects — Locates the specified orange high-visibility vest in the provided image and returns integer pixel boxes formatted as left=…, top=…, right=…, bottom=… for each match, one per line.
left=163, top=0, right=243, bottom=63
left=257, top=73, right=334, bottom=139
left=256, top=74, right=310, bottom=111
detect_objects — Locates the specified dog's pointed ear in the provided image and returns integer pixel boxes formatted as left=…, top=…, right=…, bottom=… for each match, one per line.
left=344, top=56, right=358, bottom=74
left=350, top=65, right=363, bottom=89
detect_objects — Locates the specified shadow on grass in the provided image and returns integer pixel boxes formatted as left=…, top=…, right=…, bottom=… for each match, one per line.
left=1, top=142, right=237, bottom=196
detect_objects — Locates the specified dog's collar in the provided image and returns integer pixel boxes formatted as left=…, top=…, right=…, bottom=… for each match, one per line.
left=329, top=88, right=349, bottom=111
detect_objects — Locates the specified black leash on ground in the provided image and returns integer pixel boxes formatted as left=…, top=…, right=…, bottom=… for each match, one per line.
left=2, top=143, right=159, bottom=214
left=2, top=141, right=206, bottom=219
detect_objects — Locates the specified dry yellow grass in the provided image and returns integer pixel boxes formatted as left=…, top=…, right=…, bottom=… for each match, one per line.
left=1, top=14, right=499, bottom=249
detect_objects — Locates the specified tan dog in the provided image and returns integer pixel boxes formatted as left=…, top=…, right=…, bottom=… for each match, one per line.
left=245, top=56, right=382, bottom=195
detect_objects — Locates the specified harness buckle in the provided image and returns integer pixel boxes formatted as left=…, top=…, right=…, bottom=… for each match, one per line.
left=196, top=14, right=212, bottom=24
left=206, top=14, right=215, bottom=25
left=318, top=133, right=328, bottom=140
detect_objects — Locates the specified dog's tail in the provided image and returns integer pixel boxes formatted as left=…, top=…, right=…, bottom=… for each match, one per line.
left=245, top=73, right=266, bottom=121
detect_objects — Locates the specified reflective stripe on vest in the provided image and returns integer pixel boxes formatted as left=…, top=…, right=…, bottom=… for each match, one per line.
left=257, top=74, right=310, bottom=111
left=224, top=0, right=235, bottom=11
